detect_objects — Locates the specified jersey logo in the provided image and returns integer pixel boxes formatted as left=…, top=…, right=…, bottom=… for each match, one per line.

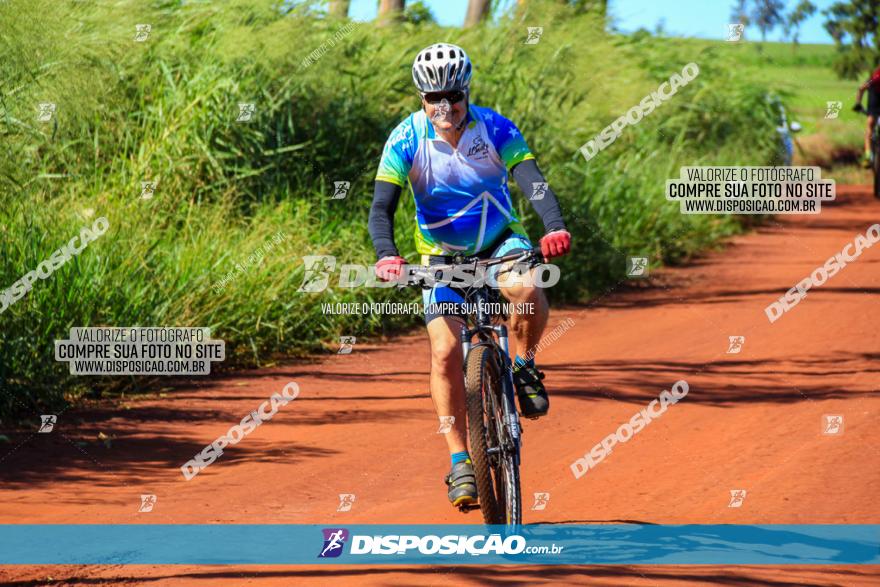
left=465, top=135, right=489, bottom=160
left=389, top=121, right=414, bottom=148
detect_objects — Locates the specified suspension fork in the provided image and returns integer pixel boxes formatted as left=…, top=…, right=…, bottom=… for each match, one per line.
left=492, top=324, right=522, bottom=456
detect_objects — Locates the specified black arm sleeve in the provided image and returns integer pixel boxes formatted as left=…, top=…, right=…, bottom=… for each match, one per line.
left=368, top=180, right=403, bottom=260
left=510, top=159, right=567, bottom=233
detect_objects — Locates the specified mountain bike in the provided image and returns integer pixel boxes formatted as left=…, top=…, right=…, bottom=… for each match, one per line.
left=409, top=248, right=544, bottom=527
left=855, top=104, right=880, bottom=198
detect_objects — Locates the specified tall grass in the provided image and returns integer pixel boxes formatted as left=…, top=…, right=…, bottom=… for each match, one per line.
left=0, top=0, right=781, bottom=422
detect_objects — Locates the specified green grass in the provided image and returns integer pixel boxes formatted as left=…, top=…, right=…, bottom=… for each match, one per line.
left=649, top=37, right=867, bottom=180
left=0, top=0, right=788, bottom=422
left=730, top=41, right=862, bottom=144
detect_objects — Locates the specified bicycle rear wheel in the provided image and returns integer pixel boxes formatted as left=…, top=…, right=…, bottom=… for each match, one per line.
left=465, top=345, right=504, bottom=524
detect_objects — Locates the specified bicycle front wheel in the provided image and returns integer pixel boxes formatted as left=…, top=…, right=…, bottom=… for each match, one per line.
left=465, top=345, right=504, bottom=524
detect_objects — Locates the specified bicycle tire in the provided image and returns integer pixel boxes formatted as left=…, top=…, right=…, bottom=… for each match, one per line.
left=465, top=345, right=504, bottom=524
left=501, top=437, right=522, bottom=526
left=488, top=375, right=522, bottom=526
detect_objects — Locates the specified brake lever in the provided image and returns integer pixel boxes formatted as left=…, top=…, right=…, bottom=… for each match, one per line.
left=493, top=250, right=539, bottom=279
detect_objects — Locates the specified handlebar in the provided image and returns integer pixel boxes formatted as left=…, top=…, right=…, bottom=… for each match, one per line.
left=405, top=247, right=545, bottom=287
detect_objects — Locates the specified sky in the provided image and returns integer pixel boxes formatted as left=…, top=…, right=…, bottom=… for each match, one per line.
left=348, top=0, right=839, bottom=44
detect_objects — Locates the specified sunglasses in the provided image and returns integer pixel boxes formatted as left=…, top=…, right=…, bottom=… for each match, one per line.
left=422, top=90, right=466, bottom=105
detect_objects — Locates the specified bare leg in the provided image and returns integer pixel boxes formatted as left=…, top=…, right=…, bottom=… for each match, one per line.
left=426, top=316, right=468, bottom=455
left=497, top=264, right=549, bottom=362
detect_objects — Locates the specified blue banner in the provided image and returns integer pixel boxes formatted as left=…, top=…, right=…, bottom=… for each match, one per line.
left=0, top=524, right=877, bottom=565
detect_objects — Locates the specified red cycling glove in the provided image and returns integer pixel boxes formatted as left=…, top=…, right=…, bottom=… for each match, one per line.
left=539, top=230, right=571, bottom=259
left=375, top=256, right=406, bottom=281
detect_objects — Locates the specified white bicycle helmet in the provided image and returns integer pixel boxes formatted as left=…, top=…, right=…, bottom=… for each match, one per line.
left=412, top=43, right=472, bottom=93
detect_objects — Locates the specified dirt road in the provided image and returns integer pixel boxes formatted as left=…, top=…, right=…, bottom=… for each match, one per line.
left=2, top=186, right=879, bottom=585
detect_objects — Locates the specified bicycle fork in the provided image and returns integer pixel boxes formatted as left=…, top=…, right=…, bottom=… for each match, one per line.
left=494, top=325, right=522, bottom=464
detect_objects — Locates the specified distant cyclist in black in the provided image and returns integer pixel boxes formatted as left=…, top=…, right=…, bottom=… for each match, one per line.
left=854, top=65, right=880, bottom=167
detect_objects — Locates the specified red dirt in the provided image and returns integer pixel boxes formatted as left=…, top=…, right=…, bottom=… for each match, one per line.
left=1, top=185, right=879, bottom=585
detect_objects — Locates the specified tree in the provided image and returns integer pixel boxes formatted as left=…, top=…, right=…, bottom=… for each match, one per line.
left=329, top=0, right=350, bottom=18
left=731, top=0, right=750, bottom=27
left=558, top=0, right=609, bottom=16
left=378, top=0, right=405, bottom=25
left=581, top=0, right=608, bottom=16
left=729, top=0, right=750, bottom=40
left=404, top=0, right=435, bottom=25
left=751, top=0, right=786, bottom=43
left=823, top=0, right=880, bottom=78
left=785, top=0, right=816, bottom=47
left=465, top=0, right=491, bottom=27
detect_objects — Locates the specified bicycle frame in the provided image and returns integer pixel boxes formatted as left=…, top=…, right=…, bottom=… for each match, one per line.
left=408, top=247, right=541, bottom=524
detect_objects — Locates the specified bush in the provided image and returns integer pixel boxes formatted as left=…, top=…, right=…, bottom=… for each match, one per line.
left=0, top=0, right=781, bottom=422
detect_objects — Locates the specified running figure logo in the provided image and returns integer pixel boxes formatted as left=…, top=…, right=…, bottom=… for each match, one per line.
left=530, top=182, right=548, bottom=201
left=531, top=492, right=550, bottom=511
left=824, top=101, right=842, bottom=119
left=337, top=336, right=356, bottom=355
left=141, top=181, right=157, bottom=200
left=37, top=103, right=56, bottom=122
left=318, top=528, right=350, bottom=558
left=432, top=99, right=451, bottom=122
left=331, top=181, right=350, bottom=200
left=298, top=255, right=336, bottom=293
left=726, top=23, right=744, bottom=42
left=337, top=494, right=356, bottom=512
left=134, top=24, right=152, bottom=42
left=524, top=27, right=544, bottom=45
left=727, top=336, right=745, bottom=354
left=728, top=489, right=747, bottom=508
left=236, top=103, right=256, bottom=122
left=38, top=415, right=57, bottom=433
left=627, top=256, right=648, bottom=277
left=437, top=416, right=455, bottom=434
left=822, top=414, right=844, bottom=435
left=138, top=494, right=157, bottom=512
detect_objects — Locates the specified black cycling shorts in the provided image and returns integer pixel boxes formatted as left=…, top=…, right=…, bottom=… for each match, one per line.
left=868, top=87, right=880, bottom=117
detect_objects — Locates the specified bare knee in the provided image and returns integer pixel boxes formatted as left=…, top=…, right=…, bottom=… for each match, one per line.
left=502, top=282, right=531, bottom=303
left=430, top=332, right=462, bottom=373
left=502, top=280, right=548, bottom=310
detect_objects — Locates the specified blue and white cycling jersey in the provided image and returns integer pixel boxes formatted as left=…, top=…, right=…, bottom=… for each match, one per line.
left=375, top=105, right=534, bottom=256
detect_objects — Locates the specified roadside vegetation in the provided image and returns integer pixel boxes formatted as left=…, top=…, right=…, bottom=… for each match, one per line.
left=1, top=0, right=789, bottom=422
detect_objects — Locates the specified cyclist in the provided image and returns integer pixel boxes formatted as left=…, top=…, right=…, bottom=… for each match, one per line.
left=854, top=64, right=880, bottom=167
left=368, top=43, right=570, bottom=508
